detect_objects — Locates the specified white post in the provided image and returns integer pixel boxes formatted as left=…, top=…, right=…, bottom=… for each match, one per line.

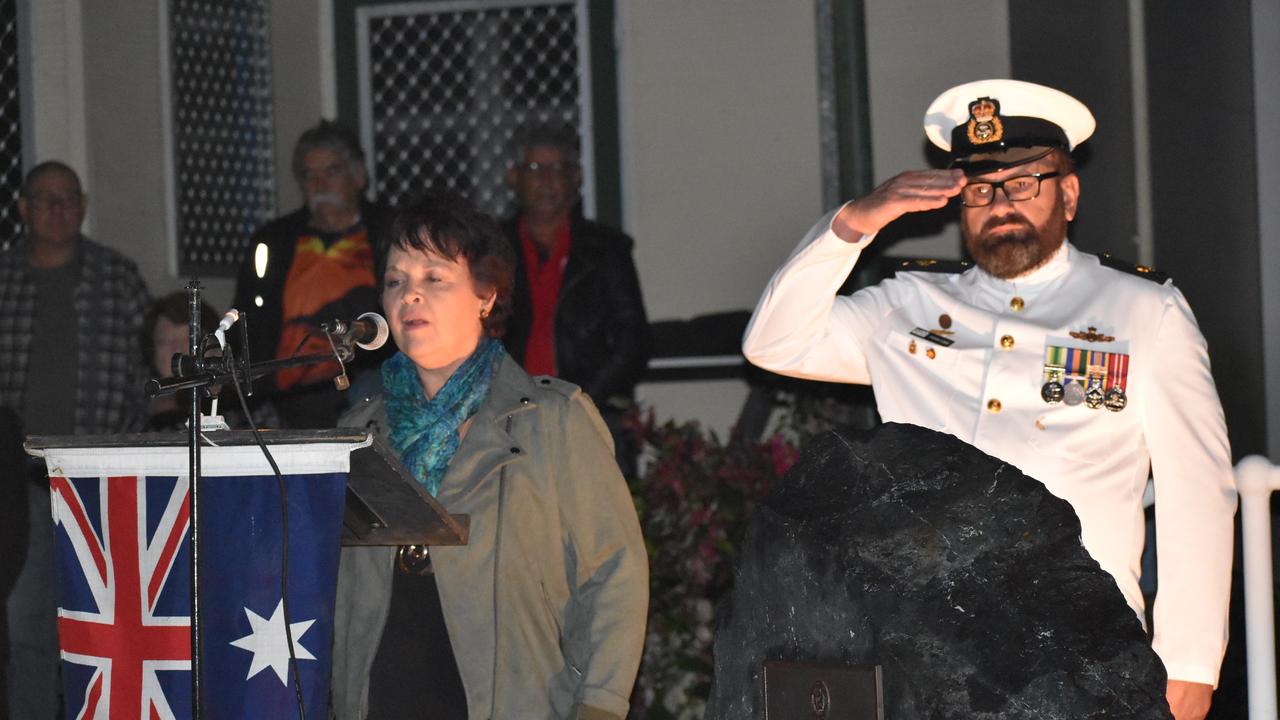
left=1235, top=455, right=1279, bottom=719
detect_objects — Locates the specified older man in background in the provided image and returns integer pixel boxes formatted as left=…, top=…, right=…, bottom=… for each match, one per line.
left=501, top=123, right=649, bottom=477
left=233, top=120, right=393, bottom=428
left=1, top=160, right=151, bottom=718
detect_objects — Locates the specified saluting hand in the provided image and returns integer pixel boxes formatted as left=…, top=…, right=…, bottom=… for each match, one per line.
left=831, top=169, right=967, bottom=242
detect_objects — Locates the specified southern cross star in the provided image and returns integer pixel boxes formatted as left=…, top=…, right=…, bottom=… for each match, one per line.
left=229, top=599, right=316, bottom=684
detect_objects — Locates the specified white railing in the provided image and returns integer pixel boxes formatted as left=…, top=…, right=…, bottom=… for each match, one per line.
left=1236, top=455, right=1280, bottom=719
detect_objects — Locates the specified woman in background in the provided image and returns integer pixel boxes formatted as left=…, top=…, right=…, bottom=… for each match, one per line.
left=141, top=292, right=279, bottom=430
left=331, top=190, right=648, bottom=720
left=141, top=292, right=218, bottom=431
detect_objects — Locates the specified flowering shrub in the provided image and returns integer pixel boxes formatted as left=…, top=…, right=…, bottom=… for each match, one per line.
left=625, top=407, right=799, bottom=719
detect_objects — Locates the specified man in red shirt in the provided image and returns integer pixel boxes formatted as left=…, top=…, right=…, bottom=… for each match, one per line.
left=501, top=123, right=650, bottom=476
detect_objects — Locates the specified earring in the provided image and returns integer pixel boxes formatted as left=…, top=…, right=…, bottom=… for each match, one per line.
left=480, top=306, right=491, bottom=320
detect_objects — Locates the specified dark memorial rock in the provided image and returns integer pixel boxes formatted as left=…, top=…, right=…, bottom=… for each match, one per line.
left=705, top=423, right=1171, bottom=719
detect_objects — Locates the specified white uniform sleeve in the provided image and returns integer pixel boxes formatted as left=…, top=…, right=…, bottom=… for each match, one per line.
left=742, top=208, right=888, bottom=384
left=1144, top=285, right=1237, bottom=686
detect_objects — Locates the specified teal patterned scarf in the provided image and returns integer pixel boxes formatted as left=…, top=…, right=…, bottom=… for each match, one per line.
left=382, top=338, right=503, bottom=496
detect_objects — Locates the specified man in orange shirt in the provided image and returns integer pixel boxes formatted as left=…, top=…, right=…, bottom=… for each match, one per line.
left=233, top=121, right=393, bottom=428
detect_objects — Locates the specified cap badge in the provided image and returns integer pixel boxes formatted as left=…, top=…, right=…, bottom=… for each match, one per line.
left=966, top=96, right=1004, bottom=145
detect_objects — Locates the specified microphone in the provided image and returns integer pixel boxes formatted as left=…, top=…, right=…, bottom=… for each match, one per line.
left=322, top=312, right=389, bottom=351
left=212, top=308, right=240, bottom=350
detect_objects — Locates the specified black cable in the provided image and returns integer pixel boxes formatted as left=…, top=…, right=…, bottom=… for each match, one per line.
left=288, top=331, right=313, bottom=359
left=227, top=359, right=306, bottom=720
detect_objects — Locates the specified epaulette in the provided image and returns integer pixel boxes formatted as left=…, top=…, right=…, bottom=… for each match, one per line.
left=531, top=374, right=581, bottom=399
left=894, top=257, right=972, bottom=274
left=1098, top=252, right=1169, bottom=284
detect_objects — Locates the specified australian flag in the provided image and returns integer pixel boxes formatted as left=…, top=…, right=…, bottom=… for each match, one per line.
left=51, top=468, right=347, bottom=719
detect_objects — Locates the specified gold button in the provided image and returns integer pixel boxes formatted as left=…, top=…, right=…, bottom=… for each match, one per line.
left=1010, top=296, right=1025, bottom=312
left=987, top=399, right=1003, bottom=413
left=926, top=348, right=937, bottom=359
left=908, top=339, right=917, bottom=354
left=1000, top=335, right=1015, bottom=350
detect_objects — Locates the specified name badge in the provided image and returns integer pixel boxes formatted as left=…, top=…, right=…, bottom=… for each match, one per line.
left=910, top=327, right=954, bottom=347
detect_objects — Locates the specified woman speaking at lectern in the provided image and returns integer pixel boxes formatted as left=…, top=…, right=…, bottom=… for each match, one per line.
left=330, top=190, right=647, bottom=720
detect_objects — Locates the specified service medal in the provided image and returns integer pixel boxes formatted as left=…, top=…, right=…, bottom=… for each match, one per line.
left=1063, top=381, right=1085, bottom=406
left=1041, top=381, right=1065, bottom=404
left=1085, top=384, right=1105, bottom=409
left=1104, top=387, right=1128, bottom=411
left=1061, top=347, right=1087, bottom=405
left=1104, top=352, right=1131, bottom=412
left=1041, top=347, right=1068, bottom=405
left=1084, top=351, right=1108, bottom=410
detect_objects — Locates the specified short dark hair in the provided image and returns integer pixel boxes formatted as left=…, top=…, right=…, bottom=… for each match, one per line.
left=291, top=120, right=366, bottom=181
left=509, top=121, right=581, bottom=166
left=382, top=190, right=515, bottom=338
left=22, top=161, right=82, bottom=198
left=142, top=291, right=220, bottom=370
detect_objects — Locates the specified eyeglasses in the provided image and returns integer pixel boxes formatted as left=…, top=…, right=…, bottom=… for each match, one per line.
left=515, top=160, right=576, bottom=176
left=28, top=192, right=83, bottom=210
left=960, top=172, right=1061, bottom=207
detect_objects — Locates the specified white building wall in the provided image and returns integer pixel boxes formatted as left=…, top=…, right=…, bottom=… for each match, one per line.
left=617, top=1, right=823, bottom=435
left=862, top=0, right=1010, bottom=260
left=269, top=0, right=331, bottom=216
left=79, top=1, right=178, bottom=298
left=617, top=0, right=824, bottom=322
left=21, top=0, right=89, bottom=228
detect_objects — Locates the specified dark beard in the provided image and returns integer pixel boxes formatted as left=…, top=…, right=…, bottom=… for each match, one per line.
left=964, top=211, right=1066, bottom=279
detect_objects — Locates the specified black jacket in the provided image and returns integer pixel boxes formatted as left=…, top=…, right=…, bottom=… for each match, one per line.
left=502, top=212, right=650, bottom=406
left=231, top=201, right=395, bottom=426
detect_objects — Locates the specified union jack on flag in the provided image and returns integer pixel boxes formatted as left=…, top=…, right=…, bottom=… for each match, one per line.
left=48, top=463, right=347, bottom=719
left=51, top=474, right=193, bottom=720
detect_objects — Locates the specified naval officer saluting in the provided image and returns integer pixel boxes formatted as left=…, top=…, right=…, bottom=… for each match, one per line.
left=743, top=79, right=1235, bottom=720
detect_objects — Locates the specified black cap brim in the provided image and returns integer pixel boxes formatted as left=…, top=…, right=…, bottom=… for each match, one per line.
left=951, top=146, right=1057, bottom=176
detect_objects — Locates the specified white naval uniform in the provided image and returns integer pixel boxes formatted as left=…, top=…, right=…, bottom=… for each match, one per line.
left=743, top=209, right=1237, bottom=686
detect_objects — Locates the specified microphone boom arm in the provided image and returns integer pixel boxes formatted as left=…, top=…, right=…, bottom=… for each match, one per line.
left=145, top=353, right=340, bottom=398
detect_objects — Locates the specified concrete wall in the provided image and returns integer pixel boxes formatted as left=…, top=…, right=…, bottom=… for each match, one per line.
left=862, top=0, right=1010, bottom=259
left=617, top=0, right=824, bottom=322
left=269, top=0, right=331, bottom=216
left=79, top=2, right=176, bottom=298
left=616, top=0, right=823, bottom=434
left=21, top=0, right=88, bottom=197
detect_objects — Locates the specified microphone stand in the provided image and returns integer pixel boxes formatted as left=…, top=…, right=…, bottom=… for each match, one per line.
left=185, top=282, right=204, bottom=718
left=164, top=282, right=358, bottom=719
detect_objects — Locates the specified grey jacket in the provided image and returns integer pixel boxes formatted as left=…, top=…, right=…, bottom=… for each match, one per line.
left=330, top=356, right=648, bottom=719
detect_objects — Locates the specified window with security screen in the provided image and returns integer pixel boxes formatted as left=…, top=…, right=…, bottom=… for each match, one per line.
left=357, top=0, right=594, bottom=220
left=0, top=0, right=22, bottom=250
left=167, top=0, right=276, bottom=276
